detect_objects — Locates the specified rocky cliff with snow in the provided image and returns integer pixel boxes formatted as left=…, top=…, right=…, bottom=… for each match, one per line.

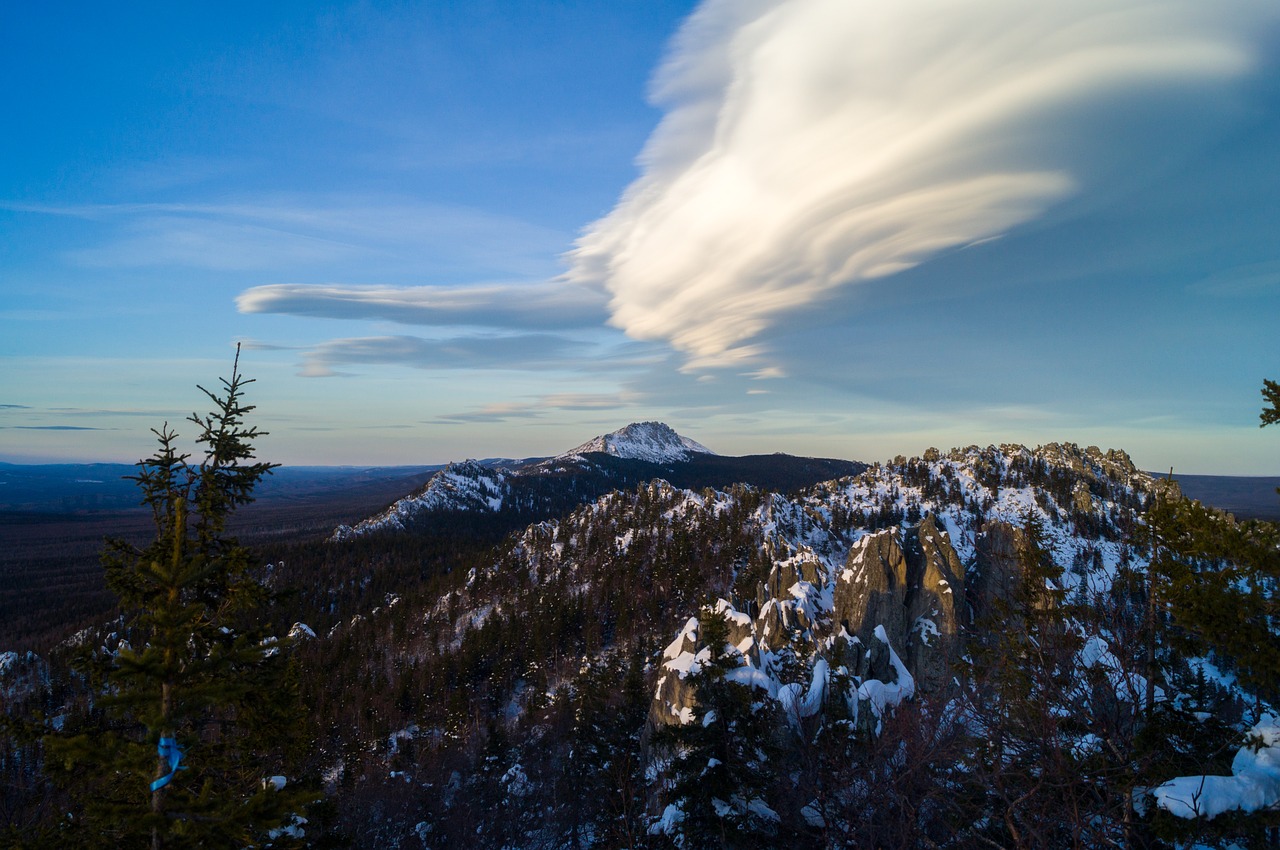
left=643, top=442, right=1156, bottom=735
left=400, top=441, right=1167, bottom=747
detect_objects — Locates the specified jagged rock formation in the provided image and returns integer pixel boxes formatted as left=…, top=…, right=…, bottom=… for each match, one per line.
left=904, top=515, right=965, bottom=691
left=246, top=439, right=1176, bottom=844
left=370, top=441, right=1160, bottom=750
left=651, top=512, right=969, bottom=727
left=644, top=442, right=1158, bottom=729
left=0, top=650, right=49, bottom=704
left=835, top=529, right=912, bottom=666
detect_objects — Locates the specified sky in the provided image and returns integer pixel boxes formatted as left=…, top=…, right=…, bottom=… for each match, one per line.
left=2, top=0, right=1279, bottom=474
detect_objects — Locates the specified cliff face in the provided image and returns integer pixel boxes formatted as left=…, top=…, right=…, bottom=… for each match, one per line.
left=652, top=512, right=976, bottom=727
left=903, top=514, right=966, bottom=693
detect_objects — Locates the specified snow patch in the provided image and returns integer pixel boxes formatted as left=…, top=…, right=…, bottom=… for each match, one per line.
left=1153, top=715, right=1280, bottom=820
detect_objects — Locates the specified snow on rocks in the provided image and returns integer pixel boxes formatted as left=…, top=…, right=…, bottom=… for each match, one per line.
left=778, top=658, right=828, bottom=725
left=1078, top=635, right=1161, bottom=705
left=649, top=803, right=686, bottom=836
left=854, top=627, right=916, bottom=729
left=1152, top=715, right=1280, bottom=819
left=645, top=442, right=1163, bottom=736
left=0, top=650, right=49, bottom=703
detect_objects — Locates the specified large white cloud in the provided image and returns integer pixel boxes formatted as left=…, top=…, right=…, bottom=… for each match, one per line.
left=569, top=0, right=1276, bottom=370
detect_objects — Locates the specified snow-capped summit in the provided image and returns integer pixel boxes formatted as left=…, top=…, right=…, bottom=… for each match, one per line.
left=562, top=422, right=715, bottom=464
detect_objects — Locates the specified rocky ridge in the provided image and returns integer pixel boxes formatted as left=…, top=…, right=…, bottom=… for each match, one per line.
left=331, top=461, right=506, bottom=541
left=648, top=442, right=1154, bottom=729
left=417, top=441, right=1159, bottom=733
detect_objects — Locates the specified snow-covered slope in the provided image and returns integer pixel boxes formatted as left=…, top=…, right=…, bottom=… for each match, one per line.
left=331, top=461, right=506, bottom=541
left=562, top=421, right=715, bottom=463
left=1153, top=714, right=1280, bottom=819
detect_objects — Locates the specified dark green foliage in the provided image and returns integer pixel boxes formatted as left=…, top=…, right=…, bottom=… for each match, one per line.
left=1261, top=379, right=1280, bottom=429
left=803, top=698, right=968, bottom=848
left=552, top=650, right=652, bottom=848
left=42, top=349, right=315, bottom=848
left=9, top=400, right=1280, bottom=847
left=1265, top=378, right=1279, bottom=499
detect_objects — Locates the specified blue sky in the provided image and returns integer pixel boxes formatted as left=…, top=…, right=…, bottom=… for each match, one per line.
left=2, top=0, right=1279, bottom=474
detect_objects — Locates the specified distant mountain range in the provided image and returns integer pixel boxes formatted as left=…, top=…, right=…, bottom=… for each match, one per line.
left=0, top=463, right=442, bottom=513
left=3, top=426, right=1276, bottom=522
left=330, top=422, right=866, bottom=541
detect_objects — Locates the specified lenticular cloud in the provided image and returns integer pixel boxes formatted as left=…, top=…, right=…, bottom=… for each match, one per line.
left=569, top=0, right=1274, bottom=370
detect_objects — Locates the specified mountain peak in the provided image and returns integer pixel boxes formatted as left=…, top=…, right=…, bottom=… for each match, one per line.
left=563, top=421, right=716, bottom=464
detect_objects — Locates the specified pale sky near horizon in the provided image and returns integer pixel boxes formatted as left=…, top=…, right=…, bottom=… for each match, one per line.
left=2, top=0, right=1279, bottom=474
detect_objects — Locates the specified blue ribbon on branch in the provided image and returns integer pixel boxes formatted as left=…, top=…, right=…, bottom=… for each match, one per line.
left=150, top=736, right=187, bottom=792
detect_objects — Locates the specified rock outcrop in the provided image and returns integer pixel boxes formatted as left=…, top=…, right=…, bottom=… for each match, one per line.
left=643, top=441, right=1156, bottom=730
left=969, top=520, right=1026, bottom=622
left=830, top=515, right=965, bottom=691
left=835, top=528, right=912, bottom=669
left=903, top=515, right=965, bottom=692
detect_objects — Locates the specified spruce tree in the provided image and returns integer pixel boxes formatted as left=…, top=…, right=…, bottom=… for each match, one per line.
left=45, top=348, right=314, bottom=849
left=653, top=609, right=780, bottom=849
left=1264, top=378, right=1279, bottom=497
left=1144, top=376, right=1280, bottom=710
left=1261, top=378, right=1279, bottom=429
left=1146, top=485, right=1280, bottom=707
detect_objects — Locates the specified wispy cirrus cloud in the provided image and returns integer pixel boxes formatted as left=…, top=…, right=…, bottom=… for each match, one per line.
left=287, top=333, right=595, bottom=378
left=567, top=0, right=1278, bottom=370
left=237, top=280, right=607, bottom=330
left=1188, top=261, right=1280, bottom=298
left=224, top=0, right=1277, bottom=385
